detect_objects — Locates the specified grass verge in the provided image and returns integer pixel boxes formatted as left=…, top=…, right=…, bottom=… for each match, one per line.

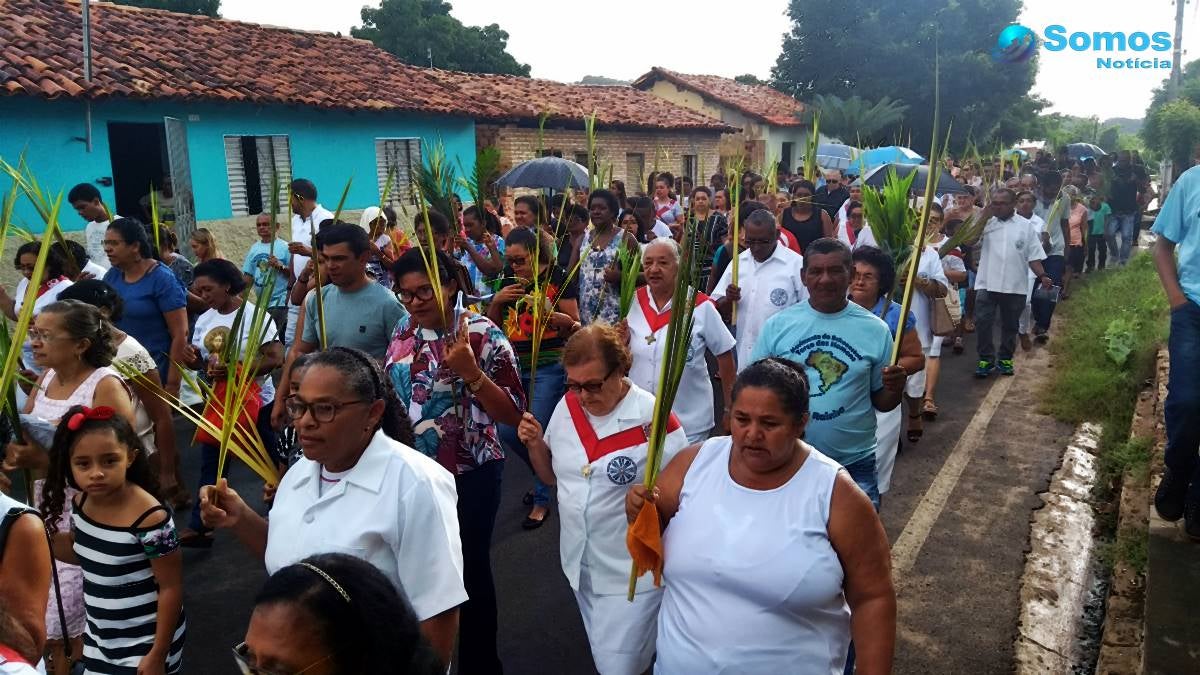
left=1041, top=252, right=1168, bottom=502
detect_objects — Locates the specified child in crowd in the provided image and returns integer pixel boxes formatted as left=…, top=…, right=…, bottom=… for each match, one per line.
left=40, top=406, right=186, bottom=674
left=1086, top=190, right=1112, bottom=272
left=1064, top=186, right=1088, bottom=296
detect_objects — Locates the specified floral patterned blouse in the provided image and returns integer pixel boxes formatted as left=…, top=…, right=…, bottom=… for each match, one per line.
left=386, top=312, right=527, bottom=474
left=577, top=227, right=625, bottom=326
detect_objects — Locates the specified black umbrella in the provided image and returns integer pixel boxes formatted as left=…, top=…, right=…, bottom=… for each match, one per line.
left=1066, top=142, right=1106, bottom=161
left=857, top=163, right=968, bottom=195
left=495, top=156, right=590, bottom=191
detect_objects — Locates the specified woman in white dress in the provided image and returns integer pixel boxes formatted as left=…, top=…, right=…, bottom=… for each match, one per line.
left=625, top=238, right=735, bottom=444
left=1, top=300, right=134, bottom=675
left=626, top=358, right=895, bottom=674
left=517, top=324, right=688, bottom=675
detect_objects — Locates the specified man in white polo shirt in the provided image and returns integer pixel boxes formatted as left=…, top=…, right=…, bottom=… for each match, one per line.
left=710, top=208, right=807, bottom=370
left=974, top=187, right=1053, bottom=378
left=284, top=178, right=334, bottom=347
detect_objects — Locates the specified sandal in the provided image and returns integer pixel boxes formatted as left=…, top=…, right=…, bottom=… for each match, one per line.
left=922, top=399, right=938, bottom=421
left=952, top=337, right=964, bottom=354
left=907, top=414, right=923, bottom=443
left=522, top=507, right=551, bottom=531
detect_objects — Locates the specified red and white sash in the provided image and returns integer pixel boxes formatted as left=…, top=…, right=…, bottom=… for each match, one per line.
left=634, top=286, right=710, bottom=335
left=565, top=391, right=681, bottom=464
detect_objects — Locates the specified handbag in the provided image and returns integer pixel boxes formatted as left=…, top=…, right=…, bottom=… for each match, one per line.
left=932, top=292, right=958, bottom=337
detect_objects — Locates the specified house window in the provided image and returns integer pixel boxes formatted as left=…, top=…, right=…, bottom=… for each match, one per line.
left=681, top=155, right=698, bottom=182
left=375, top=138, right=423, bottom=206
left=626, top=153, right=645, bottom=192
left=574, top=152, right=590, bottom=168
left=223, top=135, right=291, bottom=217
left=540, top=148, right=564, bottom=158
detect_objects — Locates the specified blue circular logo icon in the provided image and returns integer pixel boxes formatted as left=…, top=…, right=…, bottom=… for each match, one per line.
left=606, top=455, right=638, bottom=485
left=993, top=24, right=1038, bottom=63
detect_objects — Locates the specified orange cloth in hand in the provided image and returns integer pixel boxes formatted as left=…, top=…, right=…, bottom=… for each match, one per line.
left=626, top=500, right=664, bottom=587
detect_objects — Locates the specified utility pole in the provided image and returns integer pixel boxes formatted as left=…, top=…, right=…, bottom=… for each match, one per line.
left=1170, top=0, right=1186, bottom=100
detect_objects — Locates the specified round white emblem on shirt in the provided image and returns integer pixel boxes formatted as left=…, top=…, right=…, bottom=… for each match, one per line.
left=1016, top=239, right=1025, bottom=250
left=607, top=455, right=637, bottom=485
left=769, top=288, right=789, bottom=306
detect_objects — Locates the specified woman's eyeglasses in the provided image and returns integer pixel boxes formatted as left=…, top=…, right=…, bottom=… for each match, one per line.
left=27, top=328, right=70, bottom=342
left=505, top=256, right=528, bottom=267
left=395, top=286, right=437, bottom=304
left=566, top=366, right=617, bottom=394
left=233, top=642, right=333, bottom=675
left=284, top=396, right=366, bottom=423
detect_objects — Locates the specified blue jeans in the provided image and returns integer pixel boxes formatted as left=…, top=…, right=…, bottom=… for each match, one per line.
left=190, top=401, right=279, bottom=531
left=1166, top=301, right=1200, bottom=500
left=1031, top=255, right=1065, bottom=332
left=498, top=361, right=565, bottom=508
left=842, top=453, right=880, bottom=511
left=1112, top=212, right=1137, bottom=265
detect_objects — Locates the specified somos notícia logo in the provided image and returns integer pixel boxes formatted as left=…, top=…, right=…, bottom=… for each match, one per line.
left=993, top=23, right=1173, bottom=70
left=993, top=24, right=1038, bottom=63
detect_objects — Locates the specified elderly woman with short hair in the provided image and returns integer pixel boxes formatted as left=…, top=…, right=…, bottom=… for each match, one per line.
left=517, top=324, right=688, bottom=675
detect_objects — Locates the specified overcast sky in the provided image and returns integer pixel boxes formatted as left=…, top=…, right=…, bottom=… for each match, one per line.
left=222, top=0, right=1200, bottom=121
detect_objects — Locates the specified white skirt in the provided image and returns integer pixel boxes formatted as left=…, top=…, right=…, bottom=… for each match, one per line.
left=574, top=564, right=662, bottom=675
left=875, top=407, right=903, bottom=494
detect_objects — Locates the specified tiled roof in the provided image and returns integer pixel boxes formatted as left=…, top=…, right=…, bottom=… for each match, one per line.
left=425, top=70, right=735, bottom=132
left=632, top=66, right=807, bottom=128
left=0, top=0, right=732, bottom=132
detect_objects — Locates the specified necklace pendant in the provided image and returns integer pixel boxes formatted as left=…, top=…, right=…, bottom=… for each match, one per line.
left=645, top=334, right=657, bottom=345
left=582, top=464, right=593, bottom=478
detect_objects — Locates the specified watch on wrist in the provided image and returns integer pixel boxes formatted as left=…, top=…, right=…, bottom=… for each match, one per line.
left=467, top=373, right=486, bottom=393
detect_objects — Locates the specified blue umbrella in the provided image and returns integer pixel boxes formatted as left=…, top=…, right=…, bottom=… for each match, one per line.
left=816, top=143, right=858, bottom=170
left=851, top=146, right=924, bottom=174
left=496, top=156, right=590, bottom=190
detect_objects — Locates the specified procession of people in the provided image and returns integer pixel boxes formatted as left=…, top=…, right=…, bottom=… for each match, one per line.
left=0, top=146, right=1160, bottom=674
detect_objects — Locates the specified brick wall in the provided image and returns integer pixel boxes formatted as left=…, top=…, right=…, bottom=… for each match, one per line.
left=479, top=124, right=722, bottom=196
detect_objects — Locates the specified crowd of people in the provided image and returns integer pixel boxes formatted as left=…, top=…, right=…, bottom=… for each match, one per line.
left=0, top=145, right=1158, bottom=675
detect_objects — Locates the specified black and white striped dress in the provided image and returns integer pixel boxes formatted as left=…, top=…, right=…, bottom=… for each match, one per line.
left=72, top=498, right=186, bottom=674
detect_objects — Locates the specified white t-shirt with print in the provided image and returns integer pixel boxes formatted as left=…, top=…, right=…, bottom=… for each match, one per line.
left=710, top=244, right=808, bottom=368
left=85, top=219, right=113, bottom=270
left=191, top=301, right=280, bottom=404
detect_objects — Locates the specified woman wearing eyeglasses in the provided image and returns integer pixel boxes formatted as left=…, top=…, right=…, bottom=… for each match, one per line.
left=488, top=227, right=581, bottom=530
left=385, top=247, right=525, bottom=674
left=199, top=347, right=466, bottom=670
left=516, top=324, right=689, bottom=675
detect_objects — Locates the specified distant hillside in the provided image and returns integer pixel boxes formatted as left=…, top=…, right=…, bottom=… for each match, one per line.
left=578, top=75, right=630, bottom=86
left=1103, top=117, right=1142, bottom=134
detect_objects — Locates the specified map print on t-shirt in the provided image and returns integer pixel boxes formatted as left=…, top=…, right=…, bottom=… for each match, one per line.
left=806, top=349, right=848, bottom=395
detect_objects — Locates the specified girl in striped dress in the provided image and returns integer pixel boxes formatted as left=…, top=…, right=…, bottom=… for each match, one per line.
left=40, top=405, right=186, bottom=675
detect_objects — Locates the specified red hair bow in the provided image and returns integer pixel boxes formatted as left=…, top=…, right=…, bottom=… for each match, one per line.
left=66, top=406, right=116, bottom=431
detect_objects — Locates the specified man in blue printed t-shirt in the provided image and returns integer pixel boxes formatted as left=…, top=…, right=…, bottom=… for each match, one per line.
left=1151, top=164, right=1200, bottom=537
left=751, top=237, right=908, bottom=508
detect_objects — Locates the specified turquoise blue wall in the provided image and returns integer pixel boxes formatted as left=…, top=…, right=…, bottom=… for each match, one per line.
left=0, top=96, right=477, bottom=231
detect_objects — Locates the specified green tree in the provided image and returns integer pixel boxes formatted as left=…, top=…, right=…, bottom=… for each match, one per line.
left=811, top=94, right=909, bottom=145
left=352, top=0, right=530, bottom=76
left=771, top=0, right=1037, bottom=150
left=1144, top=99, right=1200, bottom=169
left=111, top=0, right=218, bottom=15
left=734, top=74, right=767, bottom=86
left=1097, top=125, right=1120, bottom=153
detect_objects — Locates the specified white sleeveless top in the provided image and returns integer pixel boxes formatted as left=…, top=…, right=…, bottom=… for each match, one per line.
left=31, top=367, right=120, bottom=423
left=656, top=436, right=851, bottom=674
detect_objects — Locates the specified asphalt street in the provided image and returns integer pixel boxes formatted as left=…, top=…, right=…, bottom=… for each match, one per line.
left=171, top=329, right=1071, bottom=674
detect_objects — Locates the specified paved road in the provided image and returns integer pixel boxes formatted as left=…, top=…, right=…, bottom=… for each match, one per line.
left=175, top=331, right=1070, bottom=673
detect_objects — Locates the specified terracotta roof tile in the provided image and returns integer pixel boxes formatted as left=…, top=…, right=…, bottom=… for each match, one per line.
left=632, top=66, right=807, bottom=128
left=0, top=0, right=731, bottom=132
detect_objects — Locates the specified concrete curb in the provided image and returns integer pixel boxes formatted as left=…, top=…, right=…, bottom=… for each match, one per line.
left=1014, top=422, right=1101, bottom=673
left=1094, top=348, right=1165, bottom=674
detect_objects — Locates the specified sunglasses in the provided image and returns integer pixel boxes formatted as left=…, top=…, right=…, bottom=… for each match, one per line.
left=233, top=642, right=333, bottom=675
left=566, top=366, right=617, bottom=394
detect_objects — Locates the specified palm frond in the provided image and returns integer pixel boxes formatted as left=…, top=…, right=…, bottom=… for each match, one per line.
left=414, top=139, right=457, bottom=222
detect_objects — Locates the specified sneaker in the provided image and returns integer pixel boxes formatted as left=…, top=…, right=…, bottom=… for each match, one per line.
left=1155, top=467, right=1189, bottom=521
left=997, top=359, right=1015, bottom=375
left=975, top=360, right=994, bottom=378
left=1019, top=334, right=1033, bottom=352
